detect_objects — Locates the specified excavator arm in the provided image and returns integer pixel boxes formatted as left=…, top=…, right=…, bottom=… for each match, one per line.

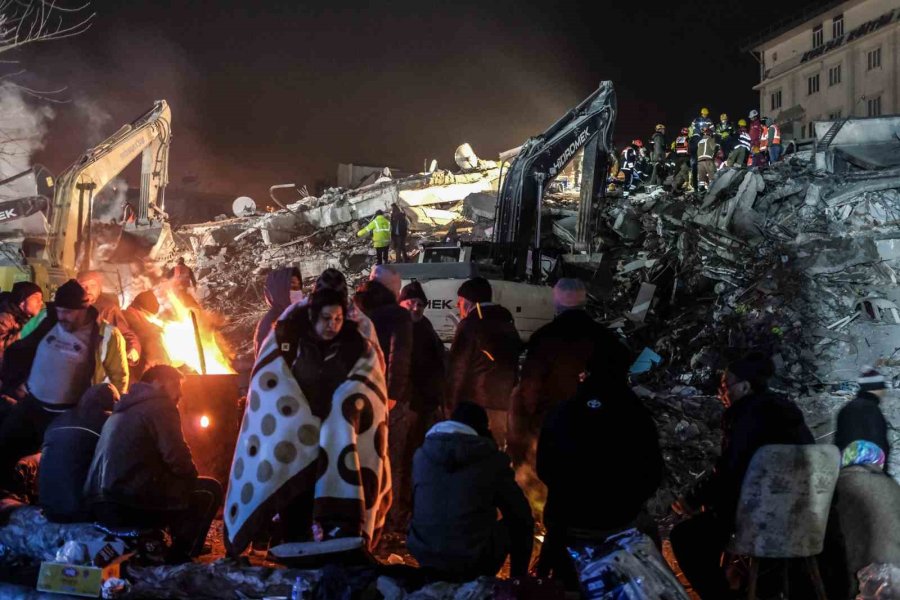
left=493, top=81, right=616, bottom=281
left=48, top=100, right=171, bottom=274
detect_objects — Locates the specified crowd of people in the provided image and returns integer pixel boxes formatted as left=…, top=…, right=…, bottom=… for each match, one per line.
left=615, top=106, right=784, bottom=195
left=0, top=252, right=893, bottom=597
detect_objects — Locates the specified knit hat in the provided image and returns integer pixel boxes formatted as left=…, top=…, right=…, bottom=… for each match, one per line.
left=858, top=367, right=887, bottom=392
left=450, top=401, right=491, bottom=438
left=54, top=279, right=89, bottom=310
left=399, top=280, right=427, bottom=304
left=131, top=291, right=160, bottom=315
left=553, top=278, right=587, bottom=310
left=11, top=281, right=41, bottom=304
left=456, top=277, right=492, bottom=304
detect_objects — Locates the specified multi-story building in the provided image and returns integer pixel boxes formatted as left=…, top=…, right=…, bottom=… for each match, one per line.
left=745, top=0, right=900, bottom=139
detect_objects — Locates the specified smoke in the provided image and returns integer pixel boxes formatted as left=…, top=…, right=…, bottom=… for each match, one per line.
left=74, top=94, right=112, bottom=146
left=0, top=84, right=55, bottom=189
left=92, top=176, right=129, bottom=223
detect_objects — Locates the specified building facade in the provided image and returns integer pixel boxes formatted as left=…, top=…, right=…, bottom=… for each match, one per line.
left=749, top=0, right=900, bottom=139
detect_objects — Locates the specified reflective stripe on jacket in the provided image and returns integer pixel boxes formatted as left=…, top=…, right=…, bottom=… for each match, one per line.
left=760, top=126, right=769, bottom=150
left=675, top=136, right=689, bottom=155
left=357, top=215, right=392, bottom=248
left=698, top=138, right=716, bottom=161
left=770, top=124, right=781, bottom=145
left=738, top=131, right=752, bottom=151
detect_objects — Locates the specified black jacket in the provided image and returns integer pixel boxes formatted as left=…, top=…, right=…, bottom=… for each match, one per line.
left=409, top=317, right=446, bottom=413
left=407, top=421, right=533, bottom=577
left=448, top=303, right=520, bottom=411
left=687, top=390, right=814, bottom=525
left=835, top=391, right=890, bottom=467
left=84, top=382, right=197, bottom=510
left=39, top=385, right=115, bottom=522
left=537, top=384, right=663, bottom=533
left=123, top=306, right=168, bottom=381
left=651, top=132, right=667, bottom=162
left=391, top=210, right=408, bottom=237
left=355, top=280, right=413, bottom=403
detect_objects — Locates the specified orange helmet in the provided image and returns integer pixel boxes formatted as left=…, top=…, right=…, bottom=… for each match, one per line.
left=632, top=139, right=643, bottom=148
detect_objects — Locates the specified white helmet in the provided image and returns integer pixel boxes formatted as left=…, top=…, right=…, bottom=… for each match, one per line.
left=749, top=109, right=760, bottom=120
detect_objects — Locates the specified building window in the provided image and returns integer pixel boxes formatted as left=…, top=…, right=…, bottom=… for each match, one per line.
left=828, top=64, right=842, bottom=86
left=833, top=14, right=844, bottom=38
left=829, top=110, right=842, bottom=120
left=868, top=96, right=882, bottom=117
left=808, top=73, right=820, bottom=95
left=867, top=47, right=882, bottom=71
left=801, top=124, right=807, bottom=138
left=770, top=90, right=782, bottom=111
left=773, top=51, right=778, bottom=62
left=813, top=24, right=824, bottom=48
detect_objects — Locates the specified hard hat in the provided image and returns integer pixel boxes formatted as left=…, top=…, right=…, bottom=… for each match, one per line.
left=720, top=113, right=728, bottom=121
left=655, top=124, right=665, bottom=132
left=749, top=109, right=760, bottom=119
left=632, top=139, right=643, bottom=148
left=680, top=127, right=689, bottom=135
left=738, top=118, right=747, bottom=127
left=700, top=107, right=710, bottom=117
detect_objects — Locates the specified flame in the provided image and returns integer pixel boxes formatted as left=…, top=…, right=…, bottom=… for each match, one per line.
left=150, top=291, right=234, bottom=375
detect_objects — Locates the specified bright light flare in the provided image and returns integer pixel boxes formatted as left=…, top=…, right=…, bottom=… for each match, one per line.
left=200, top=415, right=210, bottom=428
left=150, top=291, right=234, bottom=375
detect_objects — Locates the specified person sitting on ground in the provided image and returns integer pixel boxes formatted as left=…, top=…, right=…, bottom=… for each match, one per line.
left=535, top=370, right=664, bottom=589
left=123, top=291, right=170, bottom=381
left=39, top=384, right=119, bottom=523
left=407, top=401, right=533, bottom=581
left=669, top=352, right=814, bottom=600
left=253, top=266, right=303, bottom=357
left=835, top=367, right=891, bottom=473
left=0, top=279, right=128, bottom=497
left=77, top=271, right=141, bottom=367
left=84, top=365, right=222, bottom=562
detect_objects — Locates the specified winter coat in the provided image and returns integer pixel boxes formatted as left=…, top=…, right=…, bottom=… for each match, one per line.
left=408, top=421, right=534, bottom=577
left=94, top=294, right=140, bottom=360
left=835, top=391, right=890, bottom=468
left=749, top=119, right=763, bottom=149
left=0, top=298, right=28, bottom=369
left=409, top=317, right=446, bottom=413
left=391, top=209, right=408, bottom=237
left=123, top=306, right=169, bottom=381
left=84, top=382, right=197, bottom=510
left=448, top=304, right=520, bottom=411
left=510, top=309, right=633, bottom=436
left=650, top=132, right=666, bottom=162
left=355, top=280, right=413, bottom=403
left=686, top=390, right=814, bottom=525
left=1, top=304, right=129, bottom=397
left=39, top=384, right=116, bottom=522
left=254, top=267, right=301, bottom=357
left=537, top=385, right=663, bottom=533
left=357, top=215, right=391, bottom=248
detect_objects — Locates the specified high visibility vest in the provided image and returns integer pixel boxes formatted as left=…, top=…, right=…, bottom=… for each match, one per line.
left=770, top=124, right=781, bottom=145
left=675, top=136, right=689, bottom=155
left=621, top=147, right=637, bottom=170
left=738, top=131, right=752, bottom=151
left=760, top=126, right=769, bottom=150
left=698, top=138, right=716, bottom=160
left=357, top=214, right=392, bottom=247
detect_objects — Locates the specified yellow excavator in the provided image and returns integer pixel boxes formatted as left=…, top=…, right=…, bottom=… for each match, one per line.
left=0, top=100, right=173, bottom=295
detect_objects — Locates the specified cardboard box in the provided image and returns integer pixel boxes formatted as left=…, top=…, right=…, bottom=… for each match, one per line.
left=36, top=554, right=129, bottom=598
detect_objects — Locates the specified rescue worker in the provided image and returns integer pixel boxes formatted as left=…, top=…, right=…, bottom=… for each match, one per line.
left=672, top=127, right=692, bottom=194
left=766, top=118, right=783, bottom=163
left=696, top=128, right=718, bottom=191
left=726, top=119, right=752, bottom=168
left=689, top=108, right=713, bottom=190
left=649, top=125, right=667, bottom=186
left=620, top=140, right=641, bottom=192
left=171, top=258, right=196, bottom=292
left=748, top=110, right=764, bottom=167
left=77, top=271, right=140, bottom=368
left=715, top=113, right=735, bottom=155
left=356, top=209, right=391, bottom=265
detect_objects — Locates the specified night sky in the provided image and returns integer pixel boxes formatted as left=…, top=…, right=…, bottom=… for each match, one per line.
left=20, top=0, right=792, bottom=204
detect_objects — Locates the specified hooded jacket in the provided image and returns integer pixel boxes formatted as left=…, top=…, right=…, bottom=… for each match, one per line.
left=39, top=384, right=117, bottom=522
left=84, top=382, right=197, bottom=510
left=835, top=391, right=890, bottom=469
left=254, top=267, right=301, bottom=357
left=0, top=303, right=128, bottom=397
left=354, top=280, right=412, bottom=403
left=357, top=214, right=391, bottom=248
left=448, top=303, right=520, bottom=411
left=0, top=295, right=29, bottom=368
left=407, top=421, right=533, bottom=577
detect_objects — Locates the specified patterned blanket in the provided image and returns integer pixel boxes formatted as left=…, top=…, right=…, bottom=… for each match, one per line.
left=224, top=307, right=391, bottom=554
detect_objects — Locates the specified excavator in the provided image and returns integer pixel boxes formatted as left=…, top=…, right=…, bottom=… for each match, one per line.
left=394, top=81, right=617, bottom=340
left=0, top=100, right=173, bottom=295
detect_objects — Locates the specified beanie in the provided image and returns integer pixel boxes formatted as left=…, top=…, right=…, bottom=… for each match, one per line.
left=553, top=278, right=587, bottom=310
left=54, top=279, right=89, bottom=310
left=11, top=281, right=41, bottom=304
left=131, top=291, right=160, bottom=315
left=399, top=280, right=427, bottom=304
left=456, top=277, right=492, bottom=304
left=450, top=401, right=491, bottom=438
left=858, top=367, right=887, bottom=392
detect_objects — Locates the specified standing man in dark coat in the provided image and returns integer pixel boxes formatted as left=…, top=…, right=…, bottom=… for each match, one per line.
left=390, top=203, right=409, bottom=263
left=536, top=376, right=663, bottom=588
left=39, top=383, right=119, bottom=523
left=649, top=124, right=667, bottom=186
left=85, top=365, right=222, bottom=561
left=123, top=291, right=169, bottom=381
left=408, top=402, right=533, bottom=580
left=253, top=267, right=303, bottom=357
left=447, top=277, right=520, bottom=449
left=835, top=367, right=891, bottom=471
left=670, top=353, right=814, bottom=600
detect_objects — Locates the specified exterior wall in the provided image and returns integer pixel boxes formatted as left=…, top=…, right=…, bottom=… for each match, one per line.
left=754, top=0, right=900, bottom=138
